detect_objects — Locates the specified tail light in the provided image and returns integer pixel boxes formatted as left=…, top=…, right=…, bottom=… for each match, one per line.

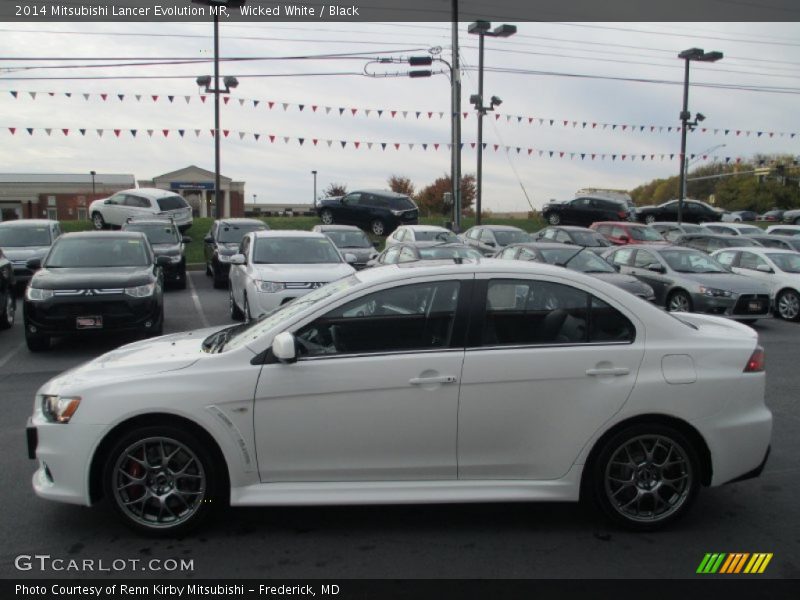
left=744, top=346, right=765, bottom=373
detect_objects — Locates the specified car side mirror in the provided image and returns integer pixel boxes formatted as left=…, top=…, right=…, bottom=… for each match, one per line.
left=272, top=332, right=297, bottom=364
left=182, top=235, right=192, bottom=244
left=756, top=264, right=773, bottom=273
left=229, top=254, right=246, bottom=265
left=204, top=234, right=213, bottom=243
left=344, top=253, right=357, bottom=264
left=155, top=255, right=172, bottom=267
left=26, top=258, right=42, bottom=271
left=647, top=263, right=665, bottom=273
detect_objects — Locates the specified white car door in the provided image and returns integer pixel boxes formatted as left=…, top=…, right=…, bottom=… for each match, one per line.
left=253, top=276, right=469, bottom=482
left=458, top=275, right=645, bottom=480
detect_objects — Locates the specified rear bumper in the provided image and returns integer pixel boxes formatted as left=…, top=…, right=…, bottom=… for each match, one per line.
left=725, top=445, right=770, bottom=484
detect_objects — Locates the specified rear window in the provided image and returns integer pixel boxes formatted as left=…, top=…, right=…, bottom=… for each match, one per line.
left=390, top=196, right=416, bottom=210
left=157, top=195, right=189, bottom=211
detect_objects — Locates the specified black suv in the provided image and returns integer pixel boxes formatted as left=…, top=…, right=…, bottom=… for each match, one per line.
left=122, top=218, right=191, bottom=289
left=542, top=196, right=631, bottom=227
left=204, top=218, right=269, bottom=289
left=22, top=231, right=168, bottom=351
left=316, top=190, right=419, bottom=236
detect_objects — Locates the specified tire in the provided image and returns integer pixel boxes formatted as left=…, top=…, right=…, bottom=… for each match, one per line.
left=212, top=261, right=226, bottom=290
left=25, top=327, right=50, bottom=352
left=229, top=285, right=244, bottom=321
left=102, top=425, right=222, bottom=536
left=644, top=214, right=656, bottom=224
left=320, top=209, right=334, bottom=225
left=667, top=290, right=693, bottom=313
left=91, top=211, right=106, bottom=230
left=590, top=423, right=700, bottom=530
left=370, top=219, right=386, bottom=236
left=0, top=290, right=14, bottom=330
left=776, top=289, right=800, bottom=321
left=547, top=213, right=561, bottom=225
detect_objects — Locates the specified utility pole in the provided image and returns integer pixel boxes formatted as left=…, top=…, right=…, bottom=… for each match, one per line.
left=451, top=0, right=462, bottom=231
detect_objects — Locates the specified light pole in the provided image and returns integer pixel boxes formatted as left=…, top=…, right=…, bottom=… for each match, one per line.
left=193, top=0, right=245, bottom=219
left=468, top=21, right=516, bottom=225
left=311, top=170, right=317, bottom=208
left=677, top=47, right=722, bottom=224
left=89, top=170, right=96, bottom=198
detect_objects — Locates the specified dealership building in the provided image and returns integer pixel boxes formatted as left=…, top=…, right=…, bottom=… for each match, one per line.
left=0, top=165, right=246, bottom=222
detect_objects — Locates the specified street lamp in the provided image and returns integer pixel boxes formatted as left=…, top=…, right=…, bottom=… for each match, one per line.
left=192, top=0, right=245, bottom=219
left=677, top=47, right=723, bottom=224
left=311, top=171, right=318, bottom=207
left=469, top=21, right=516, bottom=225
left=89, top=170, right=96, bottom=198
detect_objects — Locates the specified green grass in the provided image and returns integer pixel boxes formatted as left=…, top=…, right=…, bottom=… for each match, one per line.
left=59, top=215, right=547, bottom=264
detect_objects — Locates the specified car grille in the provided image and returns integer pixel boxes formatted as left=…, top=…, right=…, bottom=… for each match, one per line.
left=284, top=282, right=326, bottom=290
left=48, top=301, right=134, bottom=318
left=733, top=294, right=770, bottom=315
left=52, top=288, right=124, bottom=297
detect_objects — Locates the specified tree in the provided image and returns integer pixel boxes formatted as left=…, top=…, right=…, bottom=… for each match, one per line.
left=415, top=173, right=476, bottom=216
left=322, top=182, right=347, bottom=197
left=388, top=175, right=415, bottom=196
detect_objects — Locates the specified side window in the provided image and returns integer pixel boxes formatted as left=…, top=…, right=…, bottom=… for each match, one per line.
left=633, top=250, right=656, bottom=268
left=611, top=226, right=628, bottom=239
left=739, top=252, right=768, bottom=271
left=344, top=193, right=361, bottom=206
left=705, top=239, right=723, bottom=252
left=542, top=228, right=557, bottom=240
left=108, top=193, right=124, bottom=205
left=371, top=196, right=390, bottom=209
left=398, top=247, right=417, bottom=263
left=481, top=279, right=634, bottom=346
left=467, top=228, right=481, bottom=240
left=555, top=230, right=572, bottom=243
left=294, top=281, right=461, bottom=357
left=715, top=251, right=737, bottom=267
left=596, top=225, right=611, bottom=235
left=572, top=198, right=590, bottom=208
left=382, top=247, right=401, bottom=264
left=518, top=248, right=538, bottom=261
left=124, top=195, right=150, bottom=208
left=610, top=248, right=634, bottom=266
left=480, top=230, right=495, bottom=244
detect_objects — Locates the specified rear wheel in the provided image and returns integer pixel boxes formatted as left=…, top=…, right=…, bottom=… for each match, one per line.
left=644, top=214, right=656, bottom=224
left=229, top=285, right=243, bottom=321
left=667, top=290, right=693, bottom=313
left=370, top=219, right=386, bottom=236
left=91, top=212, right=106, bottom=230
left=591, top=423, right=700, bottom=530
left=102, top=425, right=222, bottom=536
left=0, top=290, right=14, bottom=330
left=776, top=289, right=800, bottom=321
left=320, top=209, right=334, bottom=225
left=547, top=213, right=561, bottom=225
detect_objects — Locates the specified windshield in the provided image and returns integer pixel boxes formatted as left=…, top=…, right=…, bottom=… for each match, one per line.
left=324, top=230, right=371, bottom=248
left=736, top=226, right=762, bottom=235
left=768, top=253, right=800, bottom=273
left=45, top=237, right=150, bottom=267
left=124, top=223, right=178, bottom=245
left=219, top=223, right=267, bottom=244
left=0, top=226, right=52, bottom=247
left=418, top=246, right=483, bottom=260
left=415, top=230, right=459, bottom=243
left=222, top=275, right=361, bottom=352
left=156, top=196, right=189, bottom=211
left=540, top=248, right=615, bottom=272
left=629, top=227, right=665, bottom=242
left=253, top=237, right=343, bottom=264
left=571, top=231, right=611, bottom=246
left=659, top=249, right=727, bottom=273
left=495, top=230, right=530, bottom=246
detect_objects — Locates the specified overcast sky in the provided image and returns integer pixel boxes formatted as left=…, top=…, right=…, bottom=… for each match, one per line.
left=1, top=20, right=799, bottom=211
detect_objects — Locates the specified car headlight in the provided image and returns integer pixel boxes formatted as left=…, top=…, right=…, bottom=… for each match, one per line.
left=256, top=281, right=285, bottom=293
left=699, top=286, right=733, bottom=298
left=26, top=287, right=54, bottom=301
left=168, top=254, right=182, bottom=264
left=390, top=209, right=404, bottom=216
left=217, top=253, right=234, bottom=263
left=124, top=282, right=156, bottom=297
left=41, top=394, right=81, bottom=423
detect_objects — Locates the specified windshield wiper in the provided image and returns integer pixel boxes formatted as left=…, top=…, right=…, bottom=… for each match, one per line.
left=558, top=246, right=588, bottom=268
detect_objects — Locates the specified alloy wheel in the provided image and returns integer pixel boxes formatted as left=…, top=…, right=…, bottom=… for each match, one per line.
left=92, top=213, right=105, bottom=230
left=645, top=215, right=656, bottom=224
left=667, top=292, right=691, bottom=312
left=111, top=436, right=206, bottom=530
left=547, top=213, right=561, bottom=225
left=777, top=290, right=800, bottom=321
left=320, top=210, right=334, bottom=225
left=603, top=434, right=693, bottom=524
left=371, top=220, right=385, bottom=236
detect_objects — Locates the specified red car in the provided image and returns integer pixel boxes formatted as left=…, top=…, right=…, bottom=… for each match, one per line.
left=590, top=221, right=668, bottom=245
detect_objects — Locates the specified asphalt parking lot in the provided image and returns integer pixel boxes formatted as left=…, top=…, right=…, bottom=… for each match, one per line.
left=1, top=271, right=798, bottom=579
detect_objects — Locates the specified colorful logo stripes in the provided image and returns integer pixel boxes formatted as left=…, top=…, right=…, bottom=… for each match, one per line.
left=697, top=553, right=773, bottom=574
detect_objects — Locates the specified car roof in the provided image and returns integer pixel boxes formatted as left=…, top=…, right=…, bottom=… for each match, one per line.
left=478, top=225, right=526, bottom=232
left=217, top=218, right=267, bottom=227
left=718, top=247, right=797, bottom=255
left=59, top=231, right=146, bottom=240
left=511, top=242, right=574, bottom=250
left=113, top=188, right=183, bottom=199
left=401, top=224, right=451, bottom=232
left=592, top=221, right=647, bottom=227
left=313, top=224, right=363, bottom=232
left=124, top=218, right=177, bottom=226
left=0, top=219, right=58, bottom=228
left=546, top=225, right=596, bottom=232
left=251, top=230, right=326, bottom=239
left=679, top=233, right=741, bottom=239
left=354, top=189, right=412, bottom=198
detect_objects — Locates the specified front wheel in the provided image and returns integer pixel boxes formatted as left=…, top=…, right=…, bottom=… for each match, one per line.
left=776, top=289, right=800, bottom=321
left=370, top=219, right=386, bottom=236
left=320, top=209, right=334, bottom=225
left=0, top=291, right=15, bottom=330
left=667, top=290, right=693, bottom=313
left=91, top=211, right=106, bottom=230
left=102, top=425, right=221, bottom=536
left=591, top=424, right=700, bottom=530
left=547, top=213, right=561, bottom=225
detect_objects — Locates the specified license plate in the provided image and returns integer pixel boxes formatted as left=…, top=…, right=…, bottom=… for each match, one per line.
left=748, top=302, right=762, bottom=312
left=76, top=316, right=103, bottom=329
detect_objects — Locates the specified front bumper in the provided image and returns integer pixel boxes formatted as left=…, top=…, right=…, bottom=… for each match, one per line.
left=693, top=293, right=771, bottom=320
left=23, top=294, right=163, bottom=336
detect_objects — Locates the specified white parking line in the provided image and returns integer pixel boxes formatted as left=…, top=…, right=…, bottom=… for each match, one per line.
left=0, top=341, right=25, bottom=370
left=186, top=272, right=210, bottom=328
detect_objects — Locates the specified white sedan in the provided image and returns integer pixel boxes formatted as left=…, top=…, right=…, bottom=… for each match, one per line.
left=27, top=259, right=771, bottom=535
left=712, top=247, right=800, bottom=321
left=228, top=230, right=356, bottom=321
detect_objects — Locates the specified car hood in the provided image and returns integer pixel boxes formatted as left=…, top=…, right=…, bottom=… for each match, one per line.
left=30, top=266, right=155, bottom=289
left=336, top=247, right=375, bottom=261
left=590, top=272, right=654, bottom=296
left=249, top=262, right=355, bottom=281
left=38, top=328, right=222, bottom=391
left=151, top=243, right=182, bottom=257
left=1, top=246, right=50, bottom=261
left=677, top=272, right=771, bottom=294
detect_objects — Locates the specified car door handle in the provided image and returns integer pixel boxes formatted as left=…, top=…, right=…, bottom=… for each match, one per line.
left=586, top=367, right=630, bottom=377
left=409, top=375, right=458, bottom=385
